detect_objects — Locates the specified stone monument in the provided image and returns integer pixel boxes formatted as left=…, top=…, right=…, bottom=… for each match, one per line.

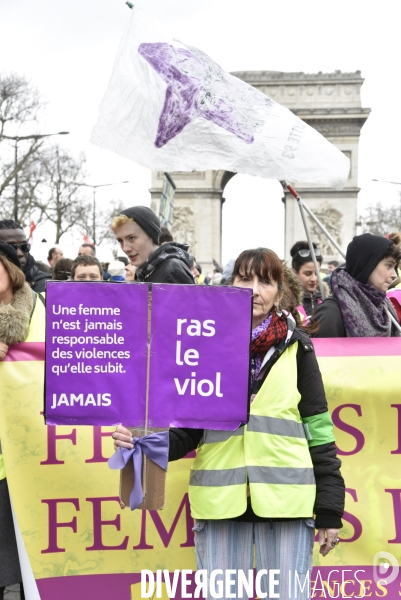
left=150, top=70, right=370, bottom=272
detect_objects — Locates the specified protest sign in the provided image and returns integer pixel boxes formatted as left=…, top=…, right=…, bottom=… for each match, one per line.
left=45, top=281, right=149, bottom=426
left=148, top=284, right=251, bottom=428
left=45, top=283, right=252, bottom=430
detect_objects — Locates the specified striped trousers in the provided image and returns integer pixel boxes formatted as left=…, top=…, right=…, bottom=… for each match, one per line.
left=193, top=518, right=315, bottom=599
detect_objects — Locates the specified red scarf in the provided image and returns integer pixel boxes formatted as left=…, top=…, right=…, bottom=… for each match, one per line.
left=251, top=311, right=288, bottom=356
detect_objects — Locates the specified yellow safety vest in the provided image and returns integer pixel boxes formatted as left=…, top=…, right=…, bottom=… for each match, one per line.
left=0, top=292, right=45, bottom=480
left=189, top=342, right=317, bottom=520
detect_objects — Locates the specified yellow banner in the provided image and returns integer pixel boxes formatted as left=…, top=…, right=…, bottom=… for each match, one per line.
left=1, top=338, right=401, bottom=598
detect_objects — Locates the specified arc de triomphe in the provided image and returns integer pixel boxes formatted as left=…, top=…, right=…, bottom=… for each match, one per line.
left=150, top=70, right=370, bottom=273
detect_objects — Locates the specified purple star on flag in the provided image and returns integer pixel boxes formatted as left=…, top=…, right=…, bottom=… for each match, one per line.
left=138, top=42, right=271, bottom=148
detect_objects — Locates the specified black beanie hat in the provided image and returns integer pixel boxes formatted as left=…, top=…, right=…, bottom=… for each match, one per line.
left=118, top=206, right=161, bottom=245
left=345, top=233, right=394, bottom=284
left=0, top=240, right=21, bottom=269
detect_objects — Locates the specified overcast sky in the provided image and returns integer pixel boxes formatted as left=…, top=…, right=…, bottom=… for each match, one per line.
left=1, top=0, right=400, bottom=266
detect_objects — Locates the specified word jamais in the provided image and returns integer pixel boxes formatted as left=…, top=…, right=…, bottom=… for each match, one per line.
left=51, top=393, right=111, bottom=409
left=141, top=569, right=368, bottom=599
left=173, top=319, right=223, bottom=398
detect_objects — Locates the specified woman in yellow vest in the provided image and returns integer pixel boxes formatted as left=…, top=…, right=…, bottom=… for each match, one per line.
left=0, top=241, right=45, bottom=600
left=115, top=248, right=344, bottom=599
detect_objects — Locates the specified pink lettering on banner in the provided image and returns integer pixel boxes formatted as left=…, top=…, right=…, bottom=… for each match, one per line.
left=86, top=497, right=129, bottom=551
left=41, top=498, right=80, bottom=553
left=40, top=425, right=77, bottom=465
left=331, top=404, right=365, bottom=456
left=391, top=405, right=401, bottom=454
left=385, top=489, right=401, bottom=543
left=134, top=494, right=194, bottom=550
left=341, top=489, right=363, bottom=543
left=85, top=426, right=114, bottom=463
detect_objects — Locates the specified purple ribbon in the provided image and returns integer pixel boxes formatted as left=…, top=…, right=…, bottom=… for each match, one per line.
left=108, top=431, right=169, bottom=510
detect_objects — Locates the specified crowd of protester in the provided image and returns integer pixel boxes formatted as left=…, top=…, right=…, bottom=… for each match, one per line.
left=1, top=206, right=401, bottom=599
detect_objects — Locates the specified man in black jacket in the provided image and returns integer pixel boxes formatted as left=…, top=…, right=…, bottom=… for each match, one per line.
left=111, top=206, right=194, bottom=284
left=0, top=220, right=51, bottom=293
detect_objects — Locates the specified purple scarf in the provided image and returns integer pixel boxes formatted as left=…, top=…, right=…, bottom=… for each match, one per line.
left=250, top=313, right=272, bottom=386
left=331, top=269, right=391, bottom=337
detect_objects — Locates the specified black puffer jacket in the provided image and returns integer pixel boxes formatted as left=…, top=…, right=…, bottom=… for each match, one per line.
left=23, top=255, right=51, bottom=293
left=135, top=242, right=194, bottom=284
left=301, top=290, right=323, bottom=318
left=169, top=327, right=345, bottom=529
left=312, top=295, right=401, bottom=337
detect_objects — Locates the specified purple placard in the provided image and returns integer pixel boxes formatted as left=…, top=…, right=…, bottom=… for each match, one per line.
left=148, top=284, right=252, bottom=429
left=45, top=282, right=148, bottom=426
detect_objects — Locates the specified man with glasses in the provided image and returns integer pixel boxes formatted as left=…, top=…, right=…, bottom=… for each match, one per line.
left=0, top=220, right=51, bottom=293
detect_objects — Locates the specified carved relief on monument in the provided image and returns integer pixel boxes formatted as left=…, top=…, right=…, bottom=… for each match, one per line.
left=172, top=206, right=196, bottom=256
left=303, top=119, right=366, bottom=137
left=156, top=171, right=206, bottom=180
left=307, top=203, right=343, bottom=256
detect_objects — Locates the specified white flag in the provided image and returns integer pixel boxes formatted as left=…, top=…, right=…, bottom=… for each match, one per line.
left=91, top=7, right=349, bottom=189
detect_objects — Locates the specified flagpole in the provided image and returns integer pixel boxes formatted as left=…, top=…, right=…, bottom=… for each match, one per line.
left=284, top=182, right=326, bottom=301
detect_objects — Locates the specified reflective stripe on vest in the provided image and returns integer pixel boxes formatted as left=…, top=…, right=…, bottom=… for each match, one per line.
left=190, top=465, right=314, bottom=487
left=190, top=467, right=246, bottom=487
left=247, top=466, right=315, bottom=485
left=202, top=414, right=306, bottom=444
left=189, top=342, right=316, bottom=520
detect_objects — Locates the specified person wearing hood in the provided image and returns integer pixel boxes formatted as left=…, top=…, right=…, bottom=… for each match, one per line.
left=114, top=248, right=344, bottom=598
left=312, top=233, right=401, bottom=337
left=0, top=220, right=51, bottom=293
left=111, top=207, right=194, bottom=284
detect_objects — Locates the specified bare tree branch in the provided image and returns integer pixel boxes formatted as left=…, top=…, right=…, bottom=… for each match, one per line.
left=34, top=145, right=90, bottom=243
left=81, top=198, right=125, bottom=246
left=0, top=73, right=45, bottom=137
left=359, top=200, right=401, bottom=236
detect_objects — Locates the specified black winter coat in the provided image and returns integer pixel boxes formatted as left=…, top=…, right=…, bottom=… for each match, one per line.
left=169, top=328, right=345, bottom=529
left=300, top=290, right=323, bottom=318
left=23, top=255, right=51, bottom=293
left=135, top=242, right=194, bottom=284
left=312, top=296, right=401, bottom=337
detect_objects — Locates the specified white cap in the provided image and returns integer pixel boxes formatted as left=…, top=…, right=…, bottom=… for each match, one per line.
left=108, top=260, right=126, bottom=278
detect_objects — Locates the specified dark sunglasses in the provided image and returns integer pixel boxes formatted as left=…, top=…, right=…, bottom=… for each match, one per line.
left=297, top=249, right=322, bottom=259
left=9, top=242, right=31, bottom=253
